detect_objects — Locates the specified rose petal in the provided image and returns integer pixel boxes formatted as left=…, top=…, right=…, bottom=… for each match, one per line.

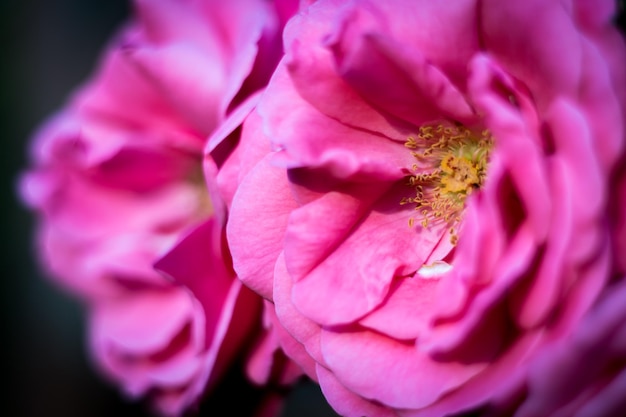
left=227, top=155, right=297, bottom=300
left=321, top=328, right=486, bottom=409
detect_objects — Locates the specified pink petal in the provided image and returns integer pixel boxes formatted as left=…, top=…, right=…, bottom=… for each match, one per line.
left=574, top=0, right=618, bottom=29
left=261, top=296, right=320, bottom=381
left=290, top=183, right=445, bottom=325
left=204, top=93, right=265, bottom=222
left=575, top=368, right=626, bottom=417
left=201, top=280, right=262, bottom=391
left=468, top=55, right=552, bottom=243
left=479, top=0, right=583, bottom=111
left=358, top=275, right=439, bottom=340
left=260, top=63, right=412, bottom=180
left=316, top=365, right=397, bottom=417
left=400, top=332, right=543, bottom=417
left=425, top=219, right=537, bottom=352
left=87, top=144, right=196, bottom=193
left=154, top=219, right=234, bottom=347
left=227, top=155, right=298, bottom=300
left=508, top=157, right=572, bottom=329
left=78, top=44, right=202, bottom=154
left=282, top=0, right=405, bottom=138
left=545, top=98, right=606, bottom=261
left=91, top=289, right=192, bottom=353
left=516, top=270, right=622, bottom=417
left=320, top=328, right=486, bottom=409
left=273, top=251, right=326, bottom=368
left=351, top=0, right=480, bottom=86
left=126, top=43, right=228, bottom=134
left=575, top=31, right=626, bottom=171
left=327, top=9, right=475, bottom=125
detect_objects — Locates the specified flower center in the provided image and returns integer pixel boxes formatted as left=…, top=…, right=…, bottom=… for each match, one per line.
left=401, top=123, right=493, bottom=245
left=188, top=160, right=213, bottom=217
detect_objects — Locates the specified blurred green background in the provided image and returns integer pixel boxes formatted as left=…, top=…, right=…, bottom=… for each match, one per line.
left=0, top=0, right=338, bottom=416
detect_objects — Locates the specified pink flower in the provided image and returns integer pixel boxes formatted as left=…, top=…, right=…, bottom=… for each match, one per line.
left=19, top=0, right=299, bottom=415
left=227, top=0, right=626, bottom=416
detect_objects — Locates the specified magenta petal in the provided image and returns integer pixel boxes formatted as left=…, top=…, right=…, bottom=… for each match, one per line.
left=548, top=246, right=611, bottom=341
left=200, top=280, right=262, bottom=390
left=245, top=311, right=282, bottom=385
left=575, top=368, right=626, bottom=417
left=153, top=393, right=192, bottom=417
left=273, top=251, right=325, bottom=367
left=425, top=223, right=537, bottom=352
left=259, top=63, right=412, bottom=180
left=18, top=170, right=60, bottom=212
left=320, top=328, right=485, bottom=409
left=206, top=90, right=262, bottom=155
left=26, top=111, right=83, bottom=166
left=282, top=1, right=405, bottom=138
left=544, top=99, right=605, bottom=261
left=88, top=145, right=196, bottom=193
left=509, top=157, right=572, bottom=329
left=91, top=289, right=192, bottom=353
left=284, top=181, right=387, bottom=280
left=615, top=175, right=626, bottom=275
left=350, top=0, right=480, bottom=84
left=286, top=0, right=481, bottom=135
left=144, top=347, right=202, bottom=387
left=328, top=20, right=474, bottom=125
left=517, top=275, right=625, bottom=417
left=480, top=0, right=583, bottom=110
left=134, top=0, right=219, bottom=47
left=547, top=98, right=604, bottom=211
left=400, top=332, right=542, bottom=417
left=469, top=56, right=552, bottom=243
left=290, top=183, right=445, bottom=325
left=227, top=155, right=298, bottom=300
left=510, top=98, right=607, bottom=329
left=261, top=295, right=320, bottom=381
left=126, top=43, right=227, bottom=134
left=574, top=0, right=618, bottom=29
left=154, top=219, right=233, bottom=348
left=358, top=276, right=439, bottom=340
left=576, top=34, right=626, bottom=172
left=316, top=365, right=397, bottom=417
left=206, top=95, right=270, bottom=224
left=77, top=46, right=202, bottom=154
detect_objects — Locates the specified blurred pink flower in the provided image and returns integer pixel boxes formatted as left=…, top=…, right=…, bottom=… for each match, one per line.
left=227, top=0, right=626, bottom=416
left=19, top=0, right=299, bottom=415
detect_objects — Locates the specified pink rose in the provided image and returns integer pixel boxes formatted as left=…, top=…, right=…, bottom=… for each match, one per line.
left=19, top=0, right=299, bottom=415
left=227, top=0, right=626, bottom=416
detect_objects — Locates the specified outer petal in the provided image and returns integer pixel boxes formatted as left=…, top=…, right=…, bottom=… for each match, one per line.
left=273, top=251, right=325, bottom=369
left=227, top=154, right=298, bottom=300
left=317, top=365, right=397, bottom=417
left=320, top=328, right=486, bottom=409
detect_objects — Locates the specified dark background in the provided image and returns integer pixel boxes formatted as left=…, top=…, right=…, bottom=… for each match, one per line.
left=0, top=0, right=338, bottom=416
left=2, top=1, right=625, bottom=417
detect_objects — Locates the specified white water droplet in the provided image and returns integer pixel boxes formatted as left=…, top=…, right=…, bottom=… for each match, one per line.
left=416, top=260, right=453, bottom=279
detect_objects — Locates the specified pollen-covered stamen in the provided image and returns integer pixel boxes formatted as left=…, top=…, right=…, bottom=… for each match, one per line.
left=401, top=123, right=493, bottom=244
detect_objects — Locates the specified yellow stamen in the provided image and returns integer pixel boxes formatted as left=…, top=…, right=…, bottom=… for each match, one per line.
left=403, top=123, right=493, bottom=244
